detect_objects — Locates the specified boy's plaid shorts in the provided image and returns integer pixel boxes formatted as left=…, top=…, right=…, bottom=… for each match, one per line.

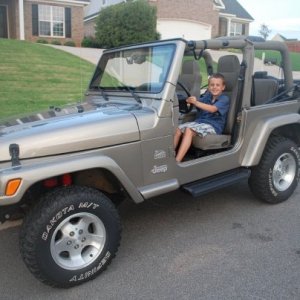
left=178, top=122, right=216, bottom=137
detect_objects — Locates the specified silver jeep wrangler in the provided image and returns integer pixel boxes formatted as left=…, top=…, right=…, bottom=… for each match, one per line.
left=0, top=37, right=299, bottom=287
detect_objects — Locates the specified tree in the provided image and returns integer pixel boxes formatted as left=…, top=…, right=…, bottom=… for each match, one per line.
left=259, top=23, right=272, bottom=40
left=95, top=0, right=160, bottom=48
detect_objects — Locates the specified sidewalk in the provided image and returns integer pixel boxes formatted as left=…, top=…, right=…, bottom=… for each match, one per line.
left=49, top=45, right=103, bottom=65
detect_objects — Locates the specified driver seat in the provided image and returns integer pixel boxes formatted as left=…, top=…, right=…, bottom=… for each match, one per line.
left=192, top=55, right=241, bottom=150
left=177, top=60, right=202, bottom=98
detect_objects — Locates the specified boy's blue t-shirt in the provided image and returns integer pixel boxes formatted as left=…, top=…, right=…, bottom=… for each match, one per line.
left=195, top=92, right=230, bottom=134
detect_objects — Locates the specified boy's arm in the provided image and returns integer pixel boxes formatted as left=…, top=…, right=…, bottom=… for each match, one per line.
left=186, top=96, right=218, bottom=113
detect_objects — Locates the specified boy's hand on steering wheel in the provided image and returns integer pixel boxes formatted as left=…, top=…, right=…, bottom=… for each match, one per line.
left=186, top=96, right=197, bottom=105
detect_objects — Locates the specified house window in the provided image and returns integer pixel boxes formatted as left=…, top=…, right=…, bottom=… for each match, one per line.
left=38, top=5, right=64, bottom=37
left=230, top=22, right=243, bottom=36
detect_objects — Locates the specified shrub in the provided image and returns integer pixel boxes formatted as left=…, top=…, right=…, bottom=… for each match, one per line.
left=36, top=39, right=48, bottom=44
left=81, top=36, right=101, bottom=48
left=95, top=0, right=160, bottom=48
left=51, top=40, right=62, bottom=45
left=64, top=40, right=76, bottom=47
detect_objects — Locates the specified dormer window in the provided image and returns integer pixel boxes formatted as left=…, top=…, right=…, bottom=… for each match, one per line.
left=213, top=0, right=225, bottom=10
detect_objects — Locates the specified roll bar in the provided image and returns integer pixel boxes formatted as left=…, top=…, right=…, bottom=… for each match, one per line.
left=186, top=37, right=294, bottom=90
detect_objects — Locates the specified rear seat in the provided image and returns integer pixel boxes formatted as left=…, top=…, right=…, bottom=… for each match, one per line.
left=252, top=71, right=279, bottom=106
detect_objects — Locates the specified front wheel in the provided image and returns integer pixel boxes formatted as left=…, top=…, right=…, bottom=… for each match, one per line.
left=249, top=136, right=300, bottom=204
left=19, top=186, right=121, bottom=288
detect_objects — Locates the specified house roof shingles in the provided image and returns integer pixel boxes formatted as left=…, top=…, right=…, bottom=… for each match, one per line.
left=220, top=0, right=254, bottom=20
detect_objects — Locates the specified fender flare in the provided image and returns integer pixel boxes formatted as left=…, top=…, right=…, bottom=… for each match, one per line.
left=241, top=113, right=300, bottom=167
left=0, top=154, right=144, bottom=205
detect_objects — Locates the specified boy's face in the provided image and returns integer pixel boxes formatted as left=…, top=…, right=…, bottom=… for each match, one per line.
left=208, top=78, right=225, bottom=97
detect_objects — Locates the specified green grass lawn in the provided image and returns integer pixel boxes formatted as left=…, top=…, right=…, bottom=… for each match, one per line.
left=0, top=39, right=95, bottom=119
left=255, top=50, right=300, bottom=71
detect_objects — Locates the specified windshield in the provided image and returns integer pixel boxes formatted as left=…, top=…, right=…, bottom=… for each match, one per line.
left=89, top=44, right=176, bottom=93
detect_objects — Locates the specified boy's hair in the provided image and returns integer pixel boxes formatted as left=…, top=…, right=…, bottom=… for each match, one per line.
left=208, top=73, right=225, bottom=85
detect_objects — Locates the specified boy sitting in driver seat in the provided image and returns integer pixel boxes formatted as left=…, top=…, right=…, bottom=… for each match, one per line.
left=174, top=73, right=229, bottom=162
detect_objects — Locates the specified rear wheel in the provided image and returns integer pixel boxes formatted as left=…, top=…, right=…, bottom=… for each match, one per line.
left=249, top=136, right=300, bottom=203
left=19, top=186, right=121, bottom=288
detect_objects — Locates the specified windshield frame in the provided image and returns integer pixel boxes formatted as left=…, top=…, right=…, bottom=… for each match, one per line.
left=89, top=42, right=177, bottom=94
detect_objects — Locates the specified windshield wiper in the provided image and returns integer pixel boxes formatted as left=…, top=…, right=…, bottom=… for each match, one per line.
left=118, top=86, right=141, bottom=104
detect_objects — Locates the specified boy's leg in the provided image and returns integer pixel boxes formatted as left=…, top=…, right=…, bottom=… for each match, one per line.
left=173, top=128, right=183, bottom=149
left=176, top=127, right=196, bottom=162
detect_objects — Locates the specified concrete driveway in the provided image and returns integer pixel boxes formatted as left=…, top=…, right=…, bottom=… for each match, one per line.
left=50, top=45, right=103, bottom=65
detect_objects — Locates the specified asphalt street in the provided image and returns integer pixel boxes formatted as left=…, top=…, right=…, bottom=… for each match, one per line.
left=0, top=180, right=299, bottom=300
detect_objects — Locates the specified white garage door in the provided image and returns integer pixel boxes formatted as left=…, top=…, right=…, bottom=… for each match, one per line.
left=157, top=19, right=211, bottom=41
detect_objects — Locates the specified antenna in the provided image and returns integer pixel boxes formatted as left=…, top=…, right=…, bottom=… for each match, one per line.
left=79, top=45, right=83, bottom=103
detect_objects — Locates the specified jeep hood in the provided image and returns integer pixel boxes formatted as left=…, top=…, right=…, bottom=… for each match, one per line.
left=0, top=105, right=139, bottom=161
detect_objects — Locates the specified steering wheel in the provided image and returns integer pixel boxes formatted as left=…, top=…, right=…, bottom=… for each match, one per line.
left=176, top=81, right=193, bottom=114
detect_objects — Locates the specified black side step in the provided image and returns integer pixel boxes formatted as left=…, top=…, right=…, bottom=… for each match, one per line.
left=182, top=168, right=251, bottom=198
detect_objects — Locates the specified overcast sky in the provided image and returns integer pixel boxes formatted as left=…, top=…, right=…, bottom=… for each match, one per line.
left=237, top=0, right=300, bottom=39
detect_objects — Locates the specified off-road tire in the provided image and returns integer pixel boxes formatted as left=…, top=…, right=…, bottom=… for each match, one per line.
left=249, top=136, right=300, bottom=204
left=19, top=186, right=121, bottom=288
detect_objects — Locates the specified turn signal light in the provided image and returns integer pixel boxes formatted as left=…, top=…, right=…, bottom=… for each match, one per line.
left=5, top=178, right=22, bottom=196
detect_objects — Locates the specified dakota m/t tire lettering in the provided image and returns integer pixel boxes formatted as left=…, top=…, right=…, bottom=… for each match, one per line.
left=19, top=186, right=121, bottom=288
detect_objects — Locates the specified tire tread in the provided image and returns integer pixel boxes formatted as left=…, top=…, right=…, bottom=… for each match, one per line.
left=249, top=136, right=299, bottom=203
left=19, top=186, right=121, bottom=288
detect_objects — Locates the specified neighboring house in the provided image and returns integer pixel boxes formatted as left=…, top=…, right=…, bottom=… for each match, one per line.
left=83, top=0, right=253, bottom=40
left=272, top=33, right=298, bottom=42
left=0, top=0, right=89, bottom=46
left=272, top=33, right=300, bottom=53
left=84, top=0, right=123, bottom=37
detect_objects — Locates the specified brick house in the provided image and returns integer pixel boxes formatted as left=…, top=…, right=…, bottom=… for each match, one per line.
left=272, top=33, right=300, bottom=53
left=84, top=0, right=253, bottom=40
left=0, top=0, right=89, bottom=46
